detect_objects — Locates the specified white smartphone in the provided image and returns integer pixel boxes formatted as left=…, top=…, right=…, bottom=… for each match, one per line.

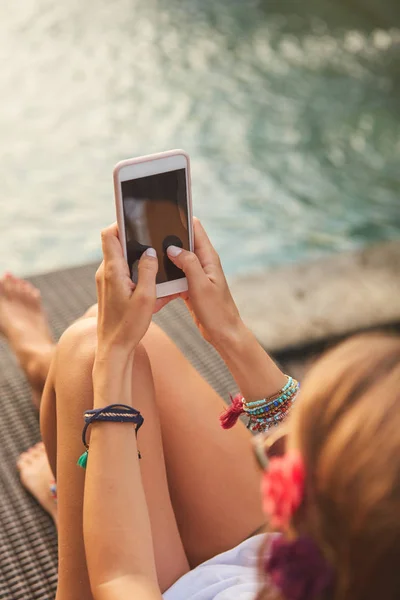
left=114, top=150, right=194, bottom=298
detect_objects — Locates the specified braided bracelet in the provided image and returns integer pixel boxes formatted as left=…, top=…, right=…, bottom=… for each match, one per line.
left=220, top=375, right=299, bottom=433
left=77, top=404, right=144, bottom=469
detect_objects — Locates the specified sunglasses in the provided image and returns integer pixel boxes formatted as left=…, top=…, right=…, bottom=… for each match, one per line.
left=252, top=426, right=288, bottom=470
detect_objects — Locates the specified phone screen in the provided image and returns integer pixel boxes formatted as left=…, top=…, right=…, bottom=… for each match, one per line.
left=121, top=168, right=189, bottom=284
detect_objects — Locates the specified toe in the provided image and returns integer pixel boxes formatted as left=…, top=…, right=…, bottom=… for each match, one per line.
left=2, top=276, right=12, bottom=295
left=26, top=284, right=35, bottom=299
left=25, top=448, right=35, bottom=462
left=31, top=444, right=43, bottom=458
left=2, top=273, right=20, bottom=296
left=17, top=452, right=29, bottom=468
left=27, top=282, right=41, bottom=302
left=19, top=279, right=41, bottom=302
left=16, top=280, right=25, bottom=296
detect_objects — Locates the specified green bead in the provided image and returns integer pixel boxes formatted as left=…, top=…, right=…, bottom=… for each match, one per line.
left=77, top=450, right=88, bottom=469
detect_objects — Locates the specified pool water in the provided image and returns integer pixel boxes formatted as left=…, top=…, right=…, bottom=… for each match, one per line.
left=0, top=0, right=399, bottom=276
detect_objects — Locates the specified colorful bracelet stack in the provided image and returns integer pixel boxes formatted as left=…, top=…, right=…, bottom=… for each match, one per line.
left=220, top=375, right=299, bottom=433
left=244, top=376, right=299, bottom=432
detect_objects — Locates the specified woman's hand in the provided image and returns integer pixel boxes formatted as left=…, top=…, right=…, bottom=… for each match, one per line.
left=166, top=218, right=244, bottom=349
left=168, top=218, right=286, bottom=401
left=95, top=223, right=158, bottom=359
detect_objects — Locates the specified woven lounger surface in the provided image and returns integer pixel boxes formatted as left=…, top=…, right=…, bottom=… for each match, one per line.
left=0, top=263, right=237, bottom=600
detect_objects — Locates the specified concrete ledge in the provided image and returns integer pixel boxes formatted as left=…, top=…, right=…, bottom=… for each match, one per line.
left=229, top=241, right=400, bottom=352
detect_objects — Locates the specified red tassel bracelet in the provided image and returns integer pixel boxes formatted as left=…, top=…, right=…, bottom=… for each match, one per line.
left=220, top=394, right=245, bottom=429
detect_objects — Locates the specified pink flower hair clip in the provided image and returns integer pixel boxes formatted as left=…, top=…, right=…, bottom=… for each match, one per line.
left=261, top=449, right=305, bottom=529
left=261, top=451, right=334, bottom=600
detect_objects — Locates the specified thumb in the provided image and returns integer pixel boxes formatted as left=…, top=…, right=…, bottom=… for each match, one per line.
left=166, top=246, right=209, bottom=290
left=134, top=247, right=158, bottom=302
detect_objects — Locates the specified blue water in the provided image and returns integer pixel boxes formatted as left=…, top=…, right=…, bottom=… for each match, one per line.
left=0, top=0, right=399, bottom=277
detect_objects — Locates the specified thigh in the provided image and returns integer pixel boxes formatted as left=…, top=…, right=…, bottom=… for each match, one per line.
left=39, top=302, right=99, bottom=477
left=43, top=318, right=188, bottom=599
left=40, top=353, right=58, bottom=477
left=143, top=323, right=265, bottom=567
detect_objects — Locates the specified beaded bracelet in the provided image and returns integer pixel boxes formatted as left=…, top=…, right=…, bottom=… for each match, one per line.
left=220, top=375, right=299, bottom=433
left=246, top=394, right=297, bottom=432
left=243, top=378, right=298, bottom=417
left=77, top=404, right=144, bottom=469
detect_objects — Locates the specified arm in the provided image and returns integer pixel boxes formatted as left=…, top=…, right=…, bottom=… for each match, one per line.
left=212, top=322, right=286, bottom=402
left=166, top=218, right=287, bottom=401
left=83, top=225, right=162, bottom=600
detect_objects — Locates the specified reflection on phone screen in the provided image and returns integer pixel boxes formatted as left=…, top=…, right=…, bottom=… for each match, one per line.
left=121, top=169, right=189, bottom=284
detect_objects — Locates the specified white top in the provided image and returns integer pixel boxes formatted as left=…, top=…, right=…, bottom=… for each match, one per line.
left=163, top=534, right=265, bottom=600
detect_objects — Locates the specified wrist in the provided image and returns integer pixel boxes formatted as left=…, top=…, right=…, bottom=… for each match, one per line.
left=214, top=322, right=286, bottom=402
left=95, top=342, right=136, bottom=365
left=211, top=318, right=252, bottom=358
left=93, top=349, right=135, bottom=408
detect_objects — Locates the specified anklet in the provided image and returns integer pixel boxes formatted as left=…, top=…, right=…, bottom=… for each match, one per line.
left=220, top=376, right=299, bottom=433
left=77, top=404, right=144, bottom=469
left=49, top=480, right=57, bottom=503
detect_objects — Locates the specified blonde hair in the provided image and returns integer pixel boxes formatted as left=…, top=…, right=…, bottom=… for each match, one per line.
left=261, top=333, right=400, bottom=600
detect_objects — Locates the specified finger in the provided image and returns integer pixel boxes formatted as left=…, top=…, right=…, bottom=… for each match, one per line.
left=95, top=261, right=104, bottom=294
left=134, top=248, right=158, bottom=303
left=166, top=246, right=209, bottom=291
left=193, top=217, right=220, bottom=269
left=101, top=223, right=124, bottom=263
left=101, top=223, right=131, bottom=283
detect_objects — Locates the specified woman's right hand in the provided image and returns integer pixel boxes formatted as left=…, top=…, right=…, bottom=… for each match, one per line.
left=166, top=218, right=245, bottom=349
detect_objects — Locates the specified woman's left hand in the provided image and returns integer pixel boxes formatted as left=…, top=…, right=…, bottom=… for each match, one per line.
left=95, top=223, right=161, bottom=358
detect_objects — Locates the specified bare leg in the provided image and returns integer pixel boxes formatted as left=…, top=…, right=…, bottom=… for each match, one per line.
left=79, top=303, right=98, bottom=320
left=28, top=301, right=99, bottom=480
left=0, top=273, right=54, bottom=409
left=6, top=278, right=263, bottom=568
left=142, top=323, right=265, bottom=567
left=0, top=275, right=98, bottom=518
left=42, top=316, right=265, bottom=569
left=17, top=442, right=57, bottom=526
left=41, top=318, right=189, bottom=600
left=0, top=273, right=60, bottom=522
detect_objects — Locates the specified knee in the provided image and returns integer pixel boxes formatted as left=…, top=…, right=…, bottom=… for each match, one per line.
left=57, top=317, right=152, bottom=384
left=82, top=303, right=98, bottom=319
left=56, top=317, right=97, bottom=376
left=56, top=316, right=154, bottom=389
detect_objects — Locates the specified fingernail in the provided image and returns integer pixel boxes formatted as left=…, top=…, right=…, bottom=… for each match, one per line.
left=167, top=245, right=183, bottom=257
left=145, top=247, right=157, bottom=258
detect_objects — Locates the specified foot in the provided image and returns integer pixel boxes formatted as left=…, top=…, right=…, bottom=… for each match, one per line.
left=17, top=442, right=58, bottom=526
left=0, top=273, right=54, bottom=408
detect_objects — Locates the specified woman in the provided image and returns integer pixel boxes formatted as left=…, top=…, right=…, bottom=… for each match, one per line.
left=36, top=217, right=287, bottom=599
left=4, top=219, right=400, bottom=599
left=85, top=220, right=400, bottom=600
